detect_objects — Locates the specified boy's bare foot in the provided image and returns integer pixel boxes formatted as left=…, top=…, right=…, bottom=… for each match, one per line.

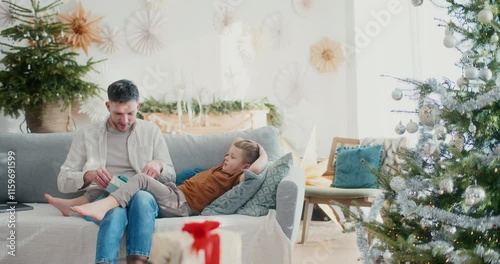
left=44, top=193, right=72, bottom=216
left=71, top=203, right=107, bottom=222
left=70, top=197, right=119, bottom=222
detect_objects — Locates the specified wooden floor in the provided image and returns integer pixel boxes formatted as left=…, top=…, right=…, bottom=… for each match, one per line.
left=292, top=220, right=361, bottom=264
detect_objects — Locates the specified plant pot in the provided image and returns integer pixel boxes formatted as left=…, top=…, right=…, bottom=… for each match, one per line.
left=24, top=101, right=77, bottom=133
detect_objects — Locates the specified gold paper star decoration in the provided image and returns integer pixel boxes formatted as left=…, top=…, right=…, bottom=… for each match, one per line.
left=58, top=1, right=103, bottom=55
left=310, top=37, right=345, bottom=73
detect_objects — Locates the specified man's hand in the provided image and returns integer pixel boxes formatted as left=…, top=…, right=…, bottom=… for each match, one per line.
left=83, top=167, right=112, bottom=189
left=142, top=160, right=163, bottom=179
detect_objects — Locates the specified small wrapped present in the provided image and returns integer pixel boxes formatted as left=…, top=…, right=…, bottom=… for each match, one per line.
left=150, top=221, right=241, bottom=264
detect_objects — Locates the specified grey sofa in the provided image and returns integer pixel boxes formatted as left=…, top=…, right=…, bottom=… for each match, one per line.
left=0, top=126, right=305, bottom=264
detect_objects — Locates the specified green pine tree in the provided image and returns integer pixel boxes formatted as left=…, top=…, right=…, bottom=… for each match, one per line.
left=0, top=0, right=101, bottom=118
left=356, top=1, right=499, bottom=263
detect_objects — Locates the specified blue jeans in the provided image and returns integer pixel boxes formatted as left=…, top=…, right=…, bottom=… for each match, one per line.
left=88, top=191, right=159, bottom=264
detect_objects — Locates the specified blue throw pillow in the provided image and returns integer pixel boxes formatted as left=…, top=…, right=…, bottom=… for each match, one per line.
left=331, top=145, right=383, bottom=189
left=201, top=168, right=266, bottom=216
left=236, top=152, right=293, bottom=216
left=176, top=168, right=207, bottom=186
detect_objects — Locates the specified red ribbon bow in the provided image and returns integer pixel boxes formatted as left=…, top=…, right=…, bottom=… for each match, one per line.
left=182, top=220, right=221, bottom=264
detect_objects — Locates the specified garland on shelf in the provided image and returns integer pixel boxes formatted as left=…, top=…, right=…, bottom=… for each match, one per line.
left=138, top=97, right=283, bottom=128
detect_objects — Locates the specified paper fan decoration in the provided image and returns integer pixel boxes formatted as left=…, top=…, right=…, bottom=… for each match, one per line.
left=0, top=2, right=16, bottom=28
left=99, top=24, right=124, bottom=54
left=57, top=1, right=103, bottom=55
left=79, top=63, right=120, bottom=122
left=274, top=62, right=309, bottom=107
left=145, top=0, right=167, bottom=10
left=310, top=37, right=345, bottom=73
left=213, top=7, right=236, bottom=34
left=126, top=9, right=168, bottom=55
left=261, top=12, right=287, bottom=49
left=238, top=30, right=269, bottom=62
left=292, top=0, right=314, bottom=16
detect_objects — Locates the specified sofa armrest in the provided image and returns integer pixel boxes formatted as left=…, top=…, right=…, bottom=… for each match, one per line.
left=276, top=166, right=305, bottom=242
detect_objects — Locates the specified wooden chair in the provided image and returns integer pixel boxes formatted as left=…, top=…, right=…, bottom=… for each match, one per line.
left=300, top=136, right=406, bottom=244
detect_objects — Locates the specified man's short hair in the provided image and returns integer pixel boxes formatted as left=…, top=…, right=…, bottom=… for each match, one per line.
left=107, top=79, right=139, bottom=103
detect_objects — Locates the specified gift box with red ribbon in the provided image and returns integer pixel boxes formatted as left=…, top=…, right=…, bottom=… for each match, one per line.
left=150, top=220, right=241, bottom=264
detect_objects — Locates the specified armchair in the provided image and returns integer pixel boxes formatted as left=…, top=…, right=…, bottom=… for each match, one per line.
left=300, top=136, right=407, bottom=244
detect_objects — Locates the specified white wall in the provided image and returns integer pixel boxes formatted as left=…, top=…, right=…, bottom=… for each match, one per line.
left=0, top=0, right=460, bottom=158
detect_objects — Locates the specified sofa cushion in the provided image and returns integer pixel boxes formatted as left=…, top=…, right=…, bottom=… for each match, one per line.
left=201, top=169, right=266, bottom=215
left=237, top=153, right=293, bottom=216
left=0, top=132, right=81, bottom=203
left=163, top=126, right=284, bottom=175
left=331, top=144, right=383, bottom=189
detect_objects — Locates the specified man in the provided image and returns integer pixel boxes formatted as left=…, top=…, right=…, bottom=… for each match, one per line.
left=53, top=79, right=175, bottom=264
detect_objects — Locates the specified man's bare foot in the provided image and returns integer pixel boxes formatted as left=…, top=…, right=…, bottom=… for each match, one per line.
left=44, top=194, right=72, bottom=216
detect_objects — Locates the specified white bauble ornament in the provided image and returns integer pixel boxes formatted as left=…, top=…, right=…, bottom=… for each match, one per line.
left=479, top=67, right=493, bottom=81
left=468, top=122, right=477, bottom=133
left=478, top=9, right=494, bottom=24
left=435, top=125, right=447, bottom=140
left=439, top=178, right=454, bottom=194
left=492, top=33, right=499, bottom=43
left=406, top=120, right=419, bottom=133
left=456, top=76, right=469, bottom=89
left=464, top=185, right=486, bottom=206
left=392, top=88, right=403, bottom=100
left=411, top=0, right=423, bottom=6
left=418, top=103, right=441, bottom=127
left=464, top=67, right=479, bottom=80
left=383, top=251, right=393, bottom=263
left=395, top=121, right=406, bottom=135
left=390, top=176, right=406, bottom=192
left=443, top=35, right=458, bottom=48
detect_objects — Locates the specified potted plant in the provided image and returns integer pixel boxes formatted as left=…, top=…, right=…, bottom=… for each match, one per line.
left=0, top=0, right=101, bottom=132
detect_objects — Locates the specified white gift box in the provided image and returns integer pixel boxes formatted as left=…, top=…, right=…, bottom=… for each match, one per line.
left=150, top=229, right=242, bottom=264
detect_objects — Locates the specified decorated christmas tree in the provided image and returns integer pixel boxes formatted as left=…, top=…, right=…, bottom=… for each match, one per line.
left=355, top=1, right=499, bottom=263
left=0, top=0, right=100, bottom=119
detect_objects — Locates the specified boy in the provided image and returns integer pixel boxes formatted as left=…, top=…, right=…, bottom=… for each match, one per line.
left=46, top=138, right=267, bottom=221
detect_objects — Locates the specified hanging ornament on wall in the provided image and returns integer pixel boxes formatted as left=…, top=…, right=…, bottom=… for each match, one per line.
left=99, top=24, right=124, bottom=55
left=479, top=67, right=493, bottom=81
left=464, top=67, right=479, bottom=80
left=391, top=88, right=403, bottom=100
left=310, top=37, right=346, bottom=73
left=126, top=9, right=168, bottom=55
left=261, top=12, right=287, bottom=50
left=239, top=30, right=269, bottom=62
left=477, top=8, right=494, bottom=24
left=395, top=121, right=406, bottom=135
left=406, top=119, right=418, bottom=133
left=411, top=0, right=423, bottom=7
left=0, top=2, right=16, bottom=27
left=292, top=0, right=314, bottom=17
left=213, top=6, right=236, bottom=34
left=57, top=1, right=104, bottom=55
left=273, top=62, right=309, bottom=107
left=418, top=103, right=441, bottom=127
left=464, top=184, right=486, bottom=206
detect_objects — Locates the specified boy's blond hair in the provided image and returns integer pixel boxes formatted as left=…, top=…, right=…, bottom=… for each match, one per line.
left=233, top=139, right=259, bottom=165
